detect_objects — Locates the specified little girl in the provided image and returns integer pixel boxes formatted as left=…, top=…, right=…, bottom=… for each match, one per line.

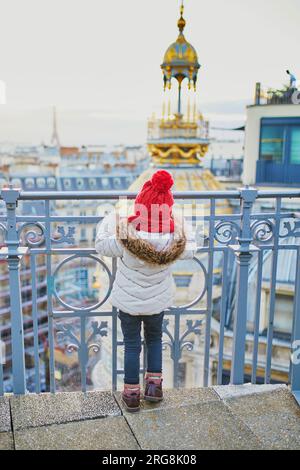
left=95, top=170, right=196, bottom=412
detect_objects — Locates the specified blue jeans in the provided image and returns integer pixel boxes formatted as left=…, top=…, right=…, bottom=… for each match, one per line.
left=118, top=310, right=164, bottom=385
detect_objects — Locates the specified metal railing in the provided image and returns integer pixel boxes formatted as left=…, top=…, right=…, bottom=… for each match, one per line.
left=0, top=187, right=300, bottom=397
left=254, top=81, right=299, bottom=106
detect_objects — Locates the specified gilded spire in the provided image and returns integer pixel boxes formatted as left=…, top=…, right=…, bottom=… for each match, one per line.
left=161, top=0, right=200, bottom=92
left=177, top=1, right=186, bottom=34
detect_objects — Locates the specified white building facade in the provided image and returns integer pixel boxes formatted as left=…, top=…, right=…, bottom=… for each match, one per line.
left=243, top=103, right=300, bottom=185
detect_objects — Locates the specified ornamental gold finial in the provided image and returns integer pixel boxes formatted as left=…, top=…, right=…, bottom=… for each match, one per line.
left=177, top=1, right=186, bottom=34
left=161, top=1, right=200, bottom=115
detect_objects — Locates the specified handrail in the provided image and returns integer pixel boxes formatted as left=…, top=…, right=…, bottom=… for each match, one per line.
left=1, top=188, right=300, bottom=201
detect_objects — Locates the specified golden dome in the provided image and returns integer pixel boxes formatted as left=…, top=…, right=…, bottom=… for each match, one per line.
left=161, top=4, right=200, bottom=90
left=163, top=36, right=199, bottom=68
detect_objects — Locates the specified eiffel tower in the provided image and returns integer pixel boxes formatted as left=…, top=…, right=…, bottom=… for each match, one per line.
left=50, top=106, right=60, bottom=148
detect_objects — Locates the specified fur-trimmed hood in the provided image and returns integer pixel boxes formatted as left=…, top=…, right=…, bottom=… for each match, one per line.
left=116, top=219, right=186, bottom=266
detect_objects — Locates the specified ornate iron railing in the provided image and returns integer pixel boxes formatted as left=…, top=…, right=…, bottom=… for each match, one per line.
left=0, top=187, right=300, bottom=399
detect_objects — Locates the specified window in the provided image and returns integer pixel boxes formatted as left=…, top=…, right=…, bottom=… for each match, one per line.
left=36, top=177, right=46, bottom=188
left=290, top=126, right=300, bottom=164
left=80, top=228, right=87, bottom=241
left=47, top=177, right=56, bottom=189
left=260, top=125, right=284, bottom=163
left=101, top=178, right=110, bottom=189
left=24, top=178, right=34, bottom=189
left=63, top=179, right=72, bottom=190
left=11, top=178, right=22, bottom=188
left=89, top=178, right=97, bottom=189
left=0, top=178, right=7, bottom=189
left=76, top=178, right=85, bottom=189
left=113, top=177, right=122, bottom=189
left=257, top=118, right=300, bottom=184
left=75, top=268, right=88, bottom=295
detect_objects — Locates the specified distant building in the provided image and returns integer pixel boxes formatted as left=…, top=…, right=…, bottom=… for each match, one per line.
left=0, top=144, right=61, bottom=190
left=205, top=138, right=244, bottom=181
left=243, top=82, right=300, bottom=186
left=0, top=144, right=149, bottom=191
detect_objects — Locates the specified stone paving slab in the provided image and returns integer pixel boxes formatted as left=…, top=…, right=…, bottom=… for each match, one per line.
left=14, top=416, right=139, bottom=450
left=0, top=432, right=14, bottom=450
left=125, top=401, right=263, bottom=450
left=115, top=387, right=220, bottom=414
left=213, top=383, right=287, bottom=400
left=10, top=391, right=121, bottom=431
left=0, top=396, right=11, bottom=432
left=225, top=387, right=300, bottom=450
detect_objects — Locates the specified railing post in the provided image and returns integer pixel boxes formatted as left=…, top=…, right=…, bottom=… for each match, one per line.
left=230, top=187, right=258, bottom=385
left=291, top=247, right=300, bottom=403
left=1, top=186, right=27, bottom=394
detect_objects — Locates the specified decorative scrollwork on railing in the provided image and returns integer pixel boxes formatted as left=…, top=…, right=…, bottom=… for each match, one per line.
left=51, top=226, right=76, bottom=245
left=251, top=219, right=274, bottom=244
left=280, top=219, right=300, bottom=238
left=17, top=223, right=76, bottom=247
left=57, top=320, right=108, bottom=365
left=18, top=222, right=46, bottom=247
left=86, top=320, right=108, bottom=353
left=58, top=324, right=81, bottom=353
left=214, top=220, right=240, bottom=245
left=179, top=319, right=203, bottom=354
left=162, top=317, right=203, bottom=361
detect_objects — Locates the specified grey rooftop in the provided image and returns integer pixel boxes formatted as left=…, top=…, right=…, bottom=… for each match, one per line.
left=1, top=384, right=300, bottom=450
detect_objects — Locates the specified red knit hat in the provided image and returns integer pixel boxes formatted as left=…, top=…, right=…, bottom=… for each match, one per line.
left=128, top=170, right=174, bottom=233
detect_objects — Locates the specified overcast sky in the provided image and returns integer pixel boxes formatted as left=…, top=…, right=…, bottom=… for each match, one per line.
left=0, top=0, right=299, bottom=146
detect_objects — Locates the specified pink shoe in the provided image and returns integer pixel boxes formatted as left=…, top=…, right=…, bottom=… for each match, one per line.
left=144, top=373, right=163, bottom=402
left=121, top=385, right=141, bottom=412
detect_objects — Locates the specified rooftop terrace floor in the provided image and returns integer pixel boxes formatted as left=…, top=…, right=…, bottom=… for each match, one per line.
left=1, top=384, right=300, bottom=450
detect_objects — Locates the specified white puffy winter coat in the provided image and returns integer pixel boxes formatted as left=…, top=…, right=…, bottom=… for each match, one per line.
left=95, top=212, right=196, bottom=315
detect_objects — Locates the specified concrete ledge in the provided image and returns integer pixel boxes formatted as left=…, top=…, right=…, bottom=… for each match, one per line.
left=0, top=396, right=11, bottom=433
left=14, top=416, right=139, bottom=451
left=10, top=391, right=121, bottom=431
left=224, top=387, right=300, bottom=450
left=213, top=383, right=287, bottom=400
left=1, top=385, right=300, bottom=450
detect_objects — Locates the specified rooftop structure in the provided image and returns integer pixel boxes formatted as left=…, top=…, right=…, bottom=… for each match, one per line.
left=243, top=79, right=300, bottom=186
left=147, top=2, right=209, bottom=166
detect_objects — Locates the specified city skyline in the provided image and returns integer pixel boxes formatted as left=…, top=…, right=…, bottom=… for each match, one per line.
left=0, top=0, right=299, bottom=145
